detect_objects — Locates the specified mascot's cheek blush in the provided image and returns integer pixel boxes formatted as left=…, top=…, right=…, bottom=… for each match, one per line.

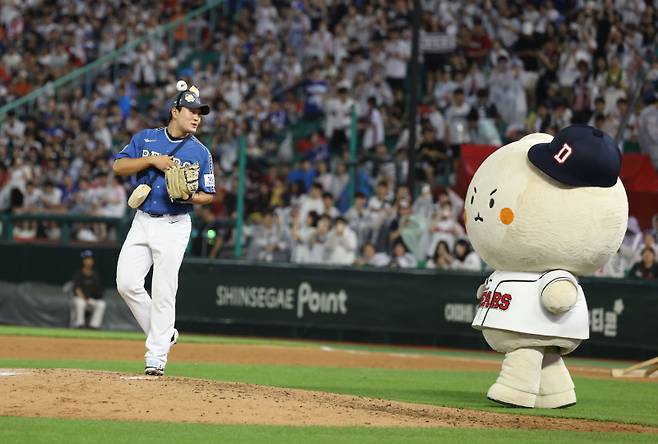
left=499, top=207, right=514, bottom=225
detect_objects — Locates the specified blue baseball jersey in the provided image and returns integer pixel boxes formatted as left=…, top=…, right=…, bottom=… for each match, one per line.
left=116, top=127, right=215, bottom=215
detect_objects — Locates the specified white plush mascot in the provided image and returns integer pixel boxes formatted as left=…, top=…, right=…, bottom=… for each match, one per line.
left=466, top=124, right=628, bottom=408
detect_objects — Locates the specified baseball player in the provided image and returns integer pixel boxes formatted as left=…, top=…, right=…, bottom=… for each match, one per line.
left=113, top=81, right=215, bottom=376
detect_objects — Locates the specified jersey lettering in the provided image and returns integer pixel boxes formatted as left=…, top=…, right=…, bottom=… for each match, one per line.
left=479, top=290, right=511, bottom=311
left=480, top=291, right=490, bottom=307
left=498, top=294, right=512, bottom=311
left=490, top=291, right=502, bottom=309
left=553, top=143, right=573, bottom=164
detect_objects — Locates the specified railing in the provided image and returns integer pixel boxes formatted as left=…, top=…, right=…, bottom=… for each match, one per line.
left=0, top=213, right=129, bottom=245
left=0, top=212, right=237, bottom=252
left=0, top=0, right=225, bottom=122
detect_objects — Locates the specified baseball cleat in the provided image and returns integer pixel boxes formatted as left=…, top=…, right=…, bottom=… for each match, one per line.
left=170, top=328, right=179, bottom=346
left=144, top=366, right=165, bottom=376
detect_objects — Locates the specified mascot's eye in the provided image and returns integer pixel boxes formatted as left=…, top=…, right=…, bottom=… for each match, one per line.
left=470, top=195, right=474, bottom=205
left=489, top=198, right=495, bottom=208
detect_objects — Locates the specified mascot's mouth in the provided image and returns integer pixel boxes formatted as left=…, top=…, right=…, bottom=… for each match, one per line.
left=474, top=213, right=484, bottom=222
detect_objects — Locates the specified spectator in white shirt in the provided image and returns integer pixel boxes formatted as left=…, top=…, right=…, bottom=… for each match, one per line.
left=298, top=182, right=324, bottom=227
left=315, top=160, right=333, bottom=193
left=638, top=94, right=658, bottom=171
left=326, top=216, right=358, bottom=265
left=367, top=180, right=394, bottom=239
left=362, top=97, right=385, bottom=151
left=388, top=240, right=417, bottom=268
left=325, top=80, right=358, bottom=155
left=427, top=200, right=464, bottom=257
left=246, top=210, right=291, bottom=262
left=426, top=240, right=453, bottom=270
left=0, top=111, right=26, bottom=147
left=345, top=192, right=373, bottom=249
left=98, top=175, right=127, bottom=218
left=308, top=214, right=332, bottom=263
left=425, top=101, right=446, bottom=142
left=329, top=161, right=349, bottom=200
left=451, top=239, right=482, bottom=271
left=291, top=210, right=318, bottom=264
left=40, top=180, right=64, bottom=212
left=433, top=67, right=458, bottom=110
left=321, top=191, right=339, bottom=219
left=445, top=88, right=472, bottom=150
left=354, top=242, right=390, bottom=267
left=384, top=27, right=411, bottom=104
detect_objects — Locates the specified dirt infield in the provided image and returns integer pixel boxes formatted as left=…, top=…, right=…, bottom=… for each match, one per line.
left=0, top=336, right=655, bottom=431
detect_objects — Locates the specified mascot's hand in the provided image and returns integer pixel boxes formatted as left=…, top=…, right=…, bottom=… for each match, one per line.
left=476, top=283, right=486, bottom=301
left=541, top=280, right=578, bottom=314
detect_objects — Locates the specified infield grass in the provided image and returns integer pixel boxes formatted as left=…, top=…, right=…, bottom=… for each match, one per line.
left=1, top=416, right=657, bottom=444
left=0, top=325, right=635, bottom=368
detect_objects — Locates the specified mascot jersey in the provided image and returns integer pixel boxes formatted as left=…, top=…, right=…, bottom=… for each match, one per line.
left=471, top=270, right=589, bottom=340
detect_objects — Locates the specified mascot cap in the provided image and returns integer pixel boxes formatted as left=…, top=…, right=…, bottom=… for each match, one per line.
left=528, top=124, right=621, bottom=188
left=171, top=82, right=210, bottom=115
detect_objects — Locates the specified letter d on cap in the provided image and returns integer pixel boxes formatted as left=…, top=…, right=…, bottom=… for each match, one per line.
left=554, top=143, right=573, bottom=164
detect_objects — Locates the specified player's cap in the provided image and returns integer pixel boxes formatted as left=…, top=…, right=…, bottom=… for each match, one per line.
left=171, top=88, right=210, bottom=115
left=527, top=124, right=621, bottom=188
left=80, top=249, right=93, bottom=259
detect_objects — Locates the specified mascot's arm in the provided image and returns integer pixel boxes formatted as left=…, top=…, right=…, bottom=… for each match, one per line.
left=541, top=280, right=578, bottom=314
left=476, top=283, right=485, bottom=301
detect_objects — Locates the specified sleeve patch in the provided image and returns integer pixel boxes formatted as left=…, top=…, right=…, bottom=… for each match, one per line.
left=204, top=174, right=215, bottom=188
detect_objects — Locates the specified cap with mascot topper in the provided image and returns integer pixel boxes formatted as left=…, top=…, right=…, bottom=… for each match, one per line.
left=171, top=80, right=210, bottom=115
left=527, top=124, right=621, bottom=188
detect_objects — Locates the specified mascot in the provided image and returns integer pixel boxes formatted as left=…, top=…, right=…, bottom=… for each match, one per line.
left=465, top=124, right=628, bottom=408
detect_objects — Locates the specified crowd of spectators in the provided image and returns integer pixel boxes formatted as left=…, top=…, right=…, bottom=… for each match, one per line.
left=1, top=0, right=658, bottom=278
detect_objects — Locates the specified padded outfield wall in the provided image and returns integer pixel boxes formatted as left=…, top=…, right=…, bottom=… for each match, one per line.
left=1, top=243, right=656, bottom=359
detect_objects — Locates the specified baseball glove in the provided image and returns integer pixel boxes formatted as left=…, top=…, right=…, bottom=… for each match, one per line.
left=165, top=162, right=199, bottom=201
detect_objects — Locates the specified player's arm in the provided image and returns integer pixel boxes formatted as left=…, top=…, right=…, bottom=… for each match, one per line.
left=75, top=288, right=87, bottom=300
left=185, top=191, right=213, bottom=205
left=112, top=131, right=175, bottom=176
left=113, top=155, right=174, bottom=176
left=181, top=146, right=215, bottom=205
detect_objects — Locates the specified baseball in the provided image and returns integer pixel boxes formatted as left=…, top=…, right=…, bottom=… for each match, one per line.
left=176, top=80, right=188, bottom=91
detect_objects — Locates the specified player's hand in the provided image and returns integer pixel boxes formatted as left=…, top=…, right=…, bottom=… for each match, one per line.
left=150, top=155, right=176, bottom=171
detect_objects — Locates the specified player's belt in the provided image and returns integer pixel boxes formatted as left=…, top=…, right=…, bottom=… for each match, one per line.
left=144, top=212, right=186, bottom=218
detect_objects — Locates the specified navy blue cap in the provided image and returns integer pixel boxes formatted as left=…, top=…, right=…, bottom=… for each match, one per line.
left=80, top=249, right=93, bottom=259
left=527, top=124, right=621, bottom=188
left=171, top=89, right=210, bottom=115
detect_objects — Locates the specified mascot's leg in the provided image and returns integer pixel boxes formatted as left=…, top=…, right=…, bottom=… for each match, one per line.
left=487, top=347, right=543, bottom=408
left=535, top=347, right=576, bottom=408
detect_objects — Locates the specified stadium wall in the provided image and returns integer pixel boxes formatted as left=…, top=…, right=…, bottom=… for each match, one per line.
left=0, top=243, right=656, bottom=359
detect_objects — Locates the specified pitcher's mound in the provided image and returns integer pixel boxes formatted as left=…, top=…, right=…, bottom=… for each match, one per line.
left=0, top=368, right=655, bottom=433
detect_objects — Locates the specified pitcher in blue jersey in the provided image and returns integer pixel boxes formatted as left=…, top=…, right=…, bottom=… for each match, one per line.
left=112, top=80, right=215, bottom=376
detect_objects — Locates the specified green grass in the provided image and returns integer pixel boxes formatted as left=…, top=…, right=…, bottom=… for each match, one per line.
left=1, top=326, right=657, bottom=443
left=0, top=417, right=656, bottom=444
left=0, top=325, right=637, bottom=369
left=0, top=325, right=308, bottom=346
left=1, top=358, right=657, bottom=427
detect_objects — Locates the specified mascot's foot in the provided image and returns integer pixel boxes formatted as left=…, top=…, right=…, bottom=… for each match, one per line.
left=535, top=390, right=576, bottom=409
left=487, top=382, right=536, bottom=408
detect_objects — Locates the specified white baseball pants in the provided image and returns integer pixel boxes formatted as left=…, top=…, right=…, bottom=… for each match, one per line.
left=116, top=211, right=191, bottom=369
left=72, top=297, right=106, bottom=329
